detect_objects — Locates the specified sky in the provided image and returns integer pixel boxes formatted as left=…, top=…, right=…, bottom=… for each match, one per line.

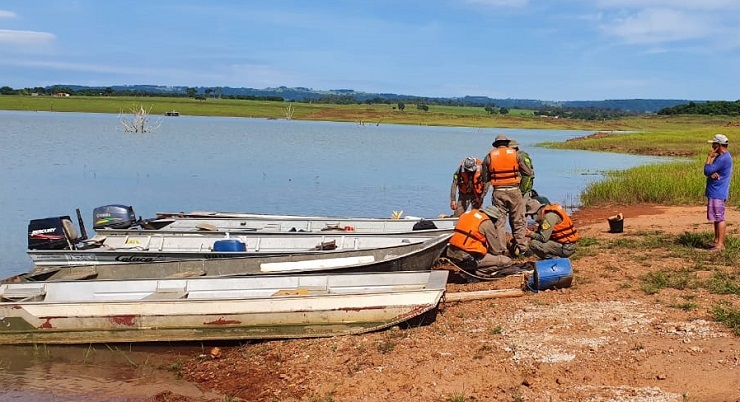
left=1, top=1, right=739, bottom=101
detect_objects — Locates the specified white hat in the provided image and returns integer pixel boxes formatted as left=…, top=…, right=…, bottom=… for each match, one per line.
left=708, top=134, right=729, bottom=145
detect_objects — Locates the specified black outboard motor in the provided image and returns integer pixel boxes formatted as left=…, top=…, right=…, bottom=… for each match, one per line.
left=93, top=204, right=138, bottom=229
left=28, top=216, right=80, bottom=250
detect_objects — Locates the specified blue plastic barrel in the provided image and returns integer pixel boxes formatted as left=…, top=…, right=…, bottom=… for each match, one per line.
left=212, top=239, right=246, bottom=252
left=526, top=258, right=573, bottom=293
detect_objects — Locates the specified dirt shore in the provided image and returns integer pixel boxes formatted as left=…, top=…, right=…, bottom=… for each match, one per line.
left=159, top=205, right=740, bottom=402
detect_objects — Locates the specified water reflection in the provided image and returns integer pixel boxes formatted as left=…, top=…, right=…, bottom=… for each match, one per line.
left=0, top=344, right=221, bottom=401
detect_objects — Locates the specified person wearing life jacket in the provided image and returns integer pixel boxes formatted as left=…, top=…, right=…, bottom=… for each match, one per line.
left=525, top=196, right=579, bottom=259
left=508, top=139, right=535, bottom=201
left=481, top=134, right=534, bottom=256
left=450, top=156, right=489, bottom=217
left=446, top=205, right=513, bottom=276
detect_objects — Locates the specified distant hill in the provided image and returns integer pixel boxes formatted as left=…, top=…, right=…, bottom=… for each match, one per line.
left=57, top=84, right=695, bottom=113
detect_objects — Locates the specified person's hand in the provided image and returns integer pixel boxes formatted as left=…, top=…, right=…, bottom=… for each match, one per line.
left=712, top=172, right=720, bottom=180
left=708, top=149, right=718, bottom=158
left=450, top=201, right=456, bottom=210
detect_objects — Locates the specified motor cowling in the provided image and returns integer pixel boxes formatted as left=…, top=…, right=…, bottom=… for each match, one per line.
left=28, top=216, right=78, bottom=250
left=93, top=204, right=138, bottom=229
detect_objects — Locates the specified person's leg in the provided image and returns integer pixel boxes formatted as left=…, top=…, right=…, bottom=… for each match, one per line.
left=708, top=198, right=726, bottom=250
left=475, top=253, right=513, bottom=276
left=491, top=192, right=508, bottom=251
left=528, top=239, right=548, bottom=259
left=530, top=240, right=566, bottom=259
left=715, top=221, right=726, bottom=250
left=508, top=190, right=527, bottom=249
left=453, top=196, right=467, bottom=217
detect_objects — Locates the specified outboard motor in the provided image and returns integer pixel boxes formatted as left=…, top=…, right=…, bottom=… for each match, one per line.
left=93, top=204, right=138, bottom=229
left=28, top=216, right=80, bottom=250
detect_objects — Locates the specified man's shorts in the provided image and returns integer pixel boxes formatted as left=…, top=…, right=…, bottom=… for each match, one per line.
left=707, top=198, right=726, bottom=222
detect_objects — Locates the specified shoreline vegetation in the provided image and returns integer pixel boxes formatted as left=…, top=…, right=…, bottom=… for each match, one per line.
left=0, top=94, right=738, bottom=207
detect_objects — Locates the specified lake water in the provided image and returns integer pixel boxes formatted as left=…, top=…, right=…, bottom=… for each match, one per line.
left=0, top=110, right=673, bottom=400
left=0, top=110, right=667, bottom=278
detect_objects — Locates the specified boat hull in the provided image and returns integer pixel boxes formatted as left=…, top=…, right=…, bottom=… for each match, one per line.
left=16, top=234, right=450, bottom=281
left=28, top=232, right=450, bottom=267
left=0, top=270, right=448, bottom=344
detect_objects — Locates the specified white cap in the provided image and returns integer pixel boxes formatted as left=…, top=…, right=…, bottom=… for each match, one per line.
left=708, top=134, right=729, bottom=145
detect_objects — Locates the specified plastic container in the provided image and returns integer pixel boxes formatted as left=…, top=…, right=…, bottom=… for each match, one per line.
left=607, top=213, right=624, bottom=233
left=212, top=239, right=246, bottom=252
left=527, top=258, right=573, bottom=293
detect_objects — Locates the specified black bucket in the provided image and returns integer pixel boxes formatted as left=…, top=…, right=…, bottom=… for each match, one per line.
left=607, top=213, right=624, bottom=233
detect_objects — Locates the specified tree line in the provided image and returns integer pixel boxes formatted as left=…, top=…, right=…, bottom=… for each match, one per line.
left=657, top=100, right=740, bottom=116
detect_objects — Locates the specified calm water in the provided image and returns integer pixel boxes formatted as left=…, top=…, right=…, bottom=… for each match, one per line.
left=0, top=110, right=667, bottom=277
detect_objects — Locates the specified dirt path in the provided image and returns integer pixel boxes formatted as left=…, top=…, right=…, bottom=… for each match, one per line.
left=169, top=205, right=739, bottom=402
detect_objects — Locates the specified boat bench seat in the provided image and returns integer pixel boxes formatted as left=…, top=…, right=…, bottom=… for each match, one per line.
left=1, top=286, right=47, bottom=302
left=142, top=290, right=189, bottom=300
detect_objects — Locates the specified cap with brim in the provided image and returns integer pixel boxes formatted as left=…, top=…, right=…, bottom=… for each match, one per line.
left=480, top=205, right=501, bottom=221
left=492, top=134, right=511, bottom=146
left=509, top=139, right=519, bottom=148
left=708, top=134, right=729, bottom=145
left=525, top=196, right=550, bottom=216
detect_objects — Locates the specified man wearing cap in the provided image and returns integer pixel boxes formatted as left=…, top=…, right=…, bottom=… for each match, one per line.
left=481, top=134, right=534, bottom=255
left=525, top=196, right=579, bottom=259
left=446, top=205, right=513, bottom=276
left=450, top=156, right=488, bottom=217
left=704, top=133, right=733, bottom=252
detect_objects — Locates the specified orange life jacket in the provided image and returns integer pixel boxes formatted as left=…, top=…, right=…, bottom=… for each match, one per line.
left=487, top=147, right=520, bottom=187
left=539, top=204, right=579, bottom=243
left=457, top=158, right=485, bottom=196
left=449, top=210, right=490, bottom=256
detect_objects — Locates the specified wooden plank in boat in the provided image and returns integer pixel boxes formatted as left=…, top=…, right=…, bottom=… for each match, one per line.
left=260, top=255, right=375, bottom=272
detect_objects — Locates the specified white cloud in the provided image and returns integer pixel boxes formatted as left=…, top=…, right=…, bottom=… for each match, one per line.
left=0, top=29, right=55, bottom=46
left=600, top=8, right=711, bottom=44
left=0, top=10, right=17, bottom=18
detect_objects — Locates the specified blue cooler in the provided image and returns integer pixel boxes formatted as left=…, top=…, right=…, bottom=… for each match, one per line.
left=527, top=258, right=573, bottom=293
left=212, top=239, right=246, bottom=252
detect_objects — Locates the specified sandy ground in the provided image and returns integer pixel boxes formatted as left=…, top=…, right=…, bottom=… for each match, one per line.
left=147, top=204, right=738, bottom=402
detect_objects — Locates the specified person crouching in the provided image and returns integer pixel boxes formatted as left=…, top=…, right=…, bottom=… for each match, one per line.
left=525, top=196, right=579, bottom=259
left=446, top=205, right=513, bottom=277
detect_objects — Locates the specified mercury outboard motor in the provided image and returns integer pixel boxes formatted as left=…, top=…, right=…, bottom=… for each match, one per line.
left=28, top=216, right=80, bottom=250
left=93, top=204, right=138, bottom=229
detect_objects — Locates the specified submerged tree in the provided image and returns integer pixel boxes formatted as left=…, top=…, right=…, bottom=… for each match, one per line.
left=119, top=105, right=162, bottom=133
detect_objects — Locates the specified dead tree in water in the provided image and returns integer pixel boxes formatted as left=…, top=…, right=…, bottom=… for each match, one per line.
left=284, top=103, right=294, bottom=120
left=119, top=105, right=162, bottom=133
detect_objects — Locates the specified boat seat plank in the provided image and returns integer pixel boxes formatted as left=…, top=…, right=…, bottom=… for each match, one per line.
left=1, top=286, right=47, bottom=302
left=272, top=287, right=329, bottom=296
left=260, top=255, right=375, bottom=272
left=142, top=290, right=189, bottom=300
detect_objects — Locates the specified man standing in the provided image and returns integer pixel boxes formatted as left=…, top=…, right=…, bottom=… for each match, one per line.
left=525, top=196, right=579, bottom=259
left=481, top=134, right=534, bottom=255
left=446, top=205, right=513, bottom=277
left=704, top=134, right=733, bottom=252
left=450, top=156, right=488, bottom=217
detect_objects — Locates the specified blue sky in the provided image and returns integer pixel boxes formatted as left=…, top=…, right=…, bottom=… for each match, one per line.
left=1, top=0, right=739, bottom=101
